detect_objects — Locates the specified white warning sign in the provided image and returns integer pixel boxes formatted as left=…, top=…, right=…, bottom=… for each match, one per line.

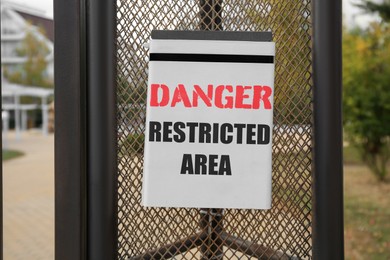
left=142, top=35, right=275, bottom=209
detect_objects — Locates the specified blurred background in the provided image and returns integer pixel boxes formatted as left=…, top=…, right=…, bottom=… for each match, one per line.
left=1, top=0, right=54, bottom=259
left=342, top=0, right=390, bottom=258
left=1, top=0, right=389, bottom=259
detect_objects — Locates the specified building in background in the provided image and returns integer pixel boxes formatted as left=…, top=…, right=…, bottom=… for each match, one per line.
left=1, top=1, right=54, bottom=139
left=1, top=0, right=53, bottom=79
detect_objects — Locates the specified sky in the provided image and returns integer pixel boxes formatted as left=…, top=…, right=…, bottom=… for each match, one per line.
left=343, top=0, right=380, bottom=27
left=7, top=0, right=379, bottom=28
left=8, top=0, right=53, bottom=18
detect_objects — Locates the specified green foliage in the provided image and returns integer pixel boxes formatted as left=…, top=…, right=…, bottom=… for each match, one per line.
left=343, top=23, right=390, bottom=181
left=5, top=28, right=53, bottom=88
left=356, top=0, right=390, bottom=22
left=122, top=133, right=145, bottom=155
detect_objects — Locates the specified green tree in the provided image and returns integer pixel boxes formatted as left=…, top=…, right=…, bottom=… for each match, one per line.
left=5, top=28, right=53, bottom=88
left=356, top=0, right=390, bottom=22
left=343, top=23, right=390, bottom=181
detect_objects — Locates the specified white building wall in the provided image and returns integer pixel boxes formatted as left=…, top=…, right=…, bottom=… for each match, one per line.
left=1, top=2, right=54, bottom=80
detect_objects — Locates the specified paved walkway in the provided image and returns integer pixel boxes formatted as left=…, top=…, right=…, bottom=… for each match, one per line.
left=3, top=131, right=54, bottom=260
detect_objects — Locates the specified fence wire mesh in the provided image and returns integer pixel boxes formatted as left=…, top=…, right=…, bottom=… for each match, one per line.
left=117, top=1, right=313, bottom=259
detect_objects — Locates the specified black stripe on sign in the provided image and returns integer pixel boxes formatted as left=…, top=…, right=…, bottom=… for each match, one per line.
left=149, top=53, right=274, bottom=64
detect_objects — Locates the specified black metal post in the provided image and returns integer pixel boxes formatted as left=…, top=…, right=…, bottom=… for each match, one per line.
left=54, top=0, right=87, bottom=259
left=210, top=209, right=224, bottom=259
left=199, top=2, right=224, bottom=259
left=55, top=0, right=117, bottom=258
left=87, top=0, right=117, bottom=259
left=199, top=209, right=223, bottom=260
left=199, top=209, right=211, bottom=258
left=313, top=0, right=344, bottom=259
left=199, top=0, right=223, bottom=31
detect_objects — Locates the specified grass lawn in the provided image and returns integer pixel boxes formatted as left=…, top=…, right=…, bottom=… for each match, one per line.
left=2, top=149, right=24, bottom=161
left=344, top=147, right=390, bottom=259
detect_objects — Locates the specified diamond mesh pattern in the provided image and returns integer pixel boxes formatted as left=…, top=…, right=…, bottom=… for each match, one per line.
left=117, top=1, right=313, bottom=259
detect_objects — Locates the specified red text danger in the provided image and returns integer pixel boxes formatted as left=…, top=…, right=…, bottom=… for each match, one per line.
left=150, top=84, right=272, bottom=109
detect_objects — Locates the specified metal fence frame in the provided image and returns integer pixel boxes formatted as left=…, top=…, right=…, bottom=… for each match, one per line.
left=312, top=0, right=344, bottom=258
left=54, top=0, right=343, bottom=259
left=55, top=0, right=88, bottom=258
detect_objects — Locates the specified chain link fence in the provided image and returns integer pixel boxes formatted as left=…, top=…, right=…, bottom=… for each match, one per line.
left=117, top=0, right=313, bottom=259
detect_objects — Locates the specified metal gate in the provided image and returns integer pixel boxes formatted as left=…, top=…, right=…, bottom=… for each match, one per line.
left=117, top=1, right=312, bottom=259
left=117, top=0, right=313, bottom=259
left=55, top=0, right=343, bottom=259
